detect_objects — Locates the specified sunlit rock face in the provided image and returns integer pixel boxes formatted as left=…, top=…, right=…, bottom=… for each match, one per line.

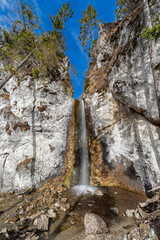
left=85, top=2, right=160, bottom=192
left=0, top=61, right=74, bottom=193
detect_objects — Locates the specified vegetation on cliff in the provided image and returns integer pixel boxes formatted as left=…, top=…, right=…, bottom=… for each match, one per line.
left=142, top=13, right=160, bottom=70
left=78, top=4, right=100, bottom=54
left=0, top=0, right=73, bottom=80
left=115, top=0, right=141, bottom=19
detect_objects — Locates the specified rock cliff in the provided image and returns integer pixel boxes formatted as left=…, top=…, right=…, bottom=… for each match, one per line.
left=85, top=1, right=160, bottom=192
left=0, top=58, right=74, bottom=193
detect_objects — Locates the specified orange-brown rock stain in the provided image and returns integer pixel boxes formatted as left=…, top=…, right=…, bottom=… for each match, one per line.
left=89, top=137, right=144, bottom=195
left=62, top=99, right=80, bottom=186
left=85, top=101, right=145, bottom=195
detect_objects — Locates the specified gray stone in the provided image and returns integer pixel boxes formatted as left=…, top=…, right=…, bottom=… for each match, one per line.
left=46, top=209, right=57, bottom=219
left=126, top=209, right=135, bottom=218
left=33, top=214, right=49, bottom=231
left=94, top=190, right=103, bottom=196
left=84, top=213, right=108, bottom=235
left=85, top=234, right=107, bottom=240
left=110, top=207, right=119, bottom=216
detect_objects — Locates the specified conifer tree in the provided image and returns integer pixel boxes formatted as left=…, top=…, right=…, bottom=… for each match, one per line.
left=115, top=0, right=141, bottom=20
left=49, top=2, right=73, bottom=52
left=79, top=4, right=100, bottom=52
left=0, top=1, right=73, bottom=86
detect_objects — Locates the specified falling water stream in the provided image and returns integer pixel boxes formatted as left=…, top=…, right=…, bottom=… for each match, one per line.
left=73, top=99, right=97, bottom=195
left=78, top=99, right=89, bottom=185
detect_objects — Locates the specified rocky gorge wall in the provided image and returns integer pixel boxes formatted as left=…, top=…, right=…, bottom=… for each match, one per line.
left=85, top=0, right=160, bottom=193
left=0, top=60, right=74, bottom=193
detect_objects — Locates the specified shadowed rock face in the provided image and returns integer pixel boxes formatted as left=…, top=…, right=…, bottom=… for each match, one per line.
left=85, top=2, right=160, bottom=192
left=0, top=60, right=74, bottom=193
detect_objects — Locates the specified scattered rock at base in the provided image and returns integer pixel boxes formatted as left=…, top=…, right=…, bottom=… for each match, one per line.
left=0, top=228, right=9, bottom=239
left=60, top=203, right=70, bottom=212
left=110, top=207, right=119, bottom=216
left=94, top=190, right=103, bottom=196
left=123, top=223, right=159, bottom=240
left=25, top=234, right=40, bottom=240
left=33, top=214, right=49, bottom=231
left=126, top=209, right=135, bottom=218
left=84, top=213, right=108, bottom=235
left=61, top=197, right=68, bottom=203
left=85, top=234, right=107, bottom=240
left=46, top=209, right=57, bottom=219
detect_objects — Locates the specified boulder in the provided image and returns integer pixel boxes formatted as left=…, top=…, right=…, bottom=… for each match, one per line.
left=110, top=207, right=119, bottom=216
left=33, top=214, right=49, bottom=231
left=84, top=213, right=108, bottom=235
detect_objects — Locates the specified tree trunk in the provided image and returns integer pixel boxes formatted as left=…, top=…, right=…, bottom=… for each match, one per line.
left=20, top=0, right=26, bottom=31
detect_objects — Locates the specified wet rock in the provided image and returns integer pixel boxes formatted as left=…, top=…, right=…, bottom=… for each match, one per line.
left=126, top=209, right=135, bottom=218
left=46, top=209, right=57, bottom=219
left=87, top=190, right=92, bottom=194
left=94, top=190, right=103, bottom=196
left=110, top=207, right=119, bottom=216
left=84, top=213, right=108, bottom=235
left=33, top=214, right=49, bottom=231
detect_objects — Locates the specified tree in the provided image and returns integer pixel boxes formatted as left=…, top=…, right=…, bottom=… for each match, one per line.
left=79, top=4, right=100, bottom=52
left=49, top=2, right=73, bottom=52
left=15, top=0, right=40, bottom=31
left=115, top=0, right=141, bottom=20
left=0, top=1, right=74, bottom=85
left=142, top=14, right=160, bottom=41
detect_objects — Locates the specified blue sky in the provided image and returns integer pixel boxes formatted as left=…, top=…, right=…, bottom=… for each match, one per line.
left=0, top=0, right=117, bottom=99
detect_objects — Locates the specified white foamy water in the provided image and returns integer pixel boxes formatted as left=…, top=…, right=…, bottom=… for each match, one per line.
left=78, top=100, right=90, bottom=186
left=72, top=100, right=98, bottom=196
left=72, top=185, right=98, bottom=196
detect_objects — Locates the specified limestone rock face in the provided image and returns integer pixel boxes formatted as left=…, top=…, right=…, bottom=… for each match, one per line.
left=0, top=62, right=74, bottom=193
left=85, top=2, right=160, bottom=191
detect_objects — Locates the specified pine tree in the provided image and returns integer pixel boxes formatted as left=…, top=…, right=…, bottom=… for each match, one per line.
left=49, top=2, right=73, bottom=52
left=79, top=4, right=100, bottom=52
left=0, top=1, right=74, bottom=85
left=142, top=14, right=160, bottom=41
left=115, top=0, right=141, bottom=20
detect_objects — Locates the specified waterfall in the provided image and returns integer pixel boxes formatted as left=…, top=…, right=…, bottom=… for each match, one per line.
left=78, top=99, right=89, bottom=185
left=72, top=99, right=97, bottom=195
